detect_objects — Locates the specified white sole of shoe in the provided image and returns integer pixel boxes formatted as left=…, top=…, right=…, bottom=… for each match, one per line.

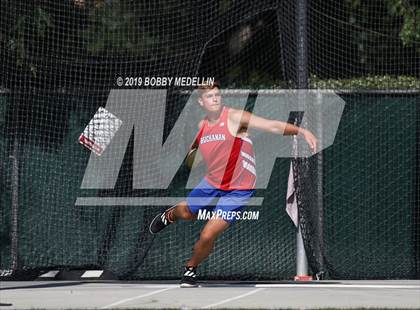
left=180, top=282, right=198, bottom=288
left=148, top=212, right=163, bottom=234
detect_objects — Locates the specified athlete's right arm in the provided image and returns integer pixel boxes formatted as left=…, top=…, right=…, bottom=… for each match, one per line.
left=229, top=109, right=317, bottom=153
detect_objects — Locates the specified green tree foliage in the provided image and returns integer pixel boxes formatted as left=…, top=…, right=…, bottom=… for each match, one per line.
left=0, top=0, right=418, bottom=88
left=349, top=0, right=420, bottom=46
left=385, top=0, right=420, bottom=45
left=2, top=4, right=53, bottom=76
left=311, top=74, right=420, bottom=90
left=83, top=1, right=156, bottom=55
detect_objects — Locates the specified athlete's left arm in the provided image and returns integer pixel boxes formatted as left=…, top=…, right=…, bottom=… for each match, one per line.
left=229, top=109, right=317, bottom=152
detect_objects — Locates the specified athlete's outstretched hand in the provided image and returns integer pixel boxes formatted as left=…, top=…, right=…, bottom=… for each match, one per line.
left=299, top=129, right=317, bottom=154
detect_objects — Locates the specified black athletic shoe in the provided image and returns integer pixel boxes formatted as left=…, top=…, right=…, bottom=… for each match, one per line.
left=180, top=266, right=198, bottom=288
left=149, top=206, right=175, bottom=234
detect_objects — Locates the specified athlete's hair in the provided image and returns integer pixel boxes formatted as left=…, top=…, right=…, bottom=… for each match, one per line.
left=197, top=80, right=220, bottom=97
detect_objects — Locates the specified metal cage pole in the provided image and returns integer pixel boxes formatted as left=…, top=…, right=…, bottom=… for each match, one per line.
left=295, top=0, right=310, bottom=280
left=10, top=137, right=19, bottom=271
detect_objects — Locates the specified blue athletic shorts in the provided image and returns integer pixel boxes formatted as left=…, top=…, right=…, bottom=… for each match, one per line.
left=186, top=178, right=255, bottom=224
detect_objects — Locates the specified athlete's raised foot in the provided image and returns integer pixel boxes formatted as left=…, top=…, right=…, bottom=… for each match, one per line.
left=180, top=266, right=198, bottom=288
left=149, top=206, right=175, bottom=234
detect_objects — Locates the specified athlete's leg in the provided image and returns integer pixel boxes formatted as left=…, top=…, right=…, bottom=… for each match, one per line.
left=186, top=217, right=230, bottom=267
left=185, top=188, right=255, bottom=265
left=181, top=218, right=228, bottom=287
left=149, top=178, right=215, bottom=234
left=149, top=201, right=196, bottom=234
left=171, top=201, right=197, bottom=221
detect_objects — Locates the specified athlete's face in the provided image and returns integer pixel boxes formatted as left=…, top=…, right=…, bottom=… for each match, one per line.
left=198, top=88, right=222, bottom=113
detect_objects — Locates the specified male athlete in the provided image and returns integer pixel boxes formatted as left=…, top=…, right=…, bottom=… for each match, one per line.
left=149, top=82, right=317, bottom=287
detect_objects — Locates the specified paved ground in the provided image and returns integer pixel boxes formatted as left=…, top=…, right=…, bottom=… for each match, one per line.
left=1, top=280, right=419, bottom=309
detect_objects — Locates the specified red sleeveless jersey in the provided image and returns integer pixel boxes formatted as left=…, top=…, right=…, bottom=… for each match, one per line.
left=195, top=107, right=256, bottom=190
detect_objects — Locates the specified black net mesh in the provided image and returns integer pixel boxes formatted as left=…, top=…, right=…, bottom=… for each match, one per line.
left=0, top=0, right=419, bottom=280
left=293, top=0, right=420, bottom=279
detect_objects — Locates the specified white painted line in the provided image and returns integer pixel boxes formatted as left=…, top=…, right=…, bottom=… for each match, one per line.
left=201, top=288, right=264, bottom=309
left=254, top=284, right=420, bottom=289
left=100, top=287, right=176, bottom=309
left=81, top=270, right=103, bottom=278
left=76, top=197, right=264, bottom=206
left=39, top=271, right=60, bottom=278
left=111, top=284, right=180, bottom=289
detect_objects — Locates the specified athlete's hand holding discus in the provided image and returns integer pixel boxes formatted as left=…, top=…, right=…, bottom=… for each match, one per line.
left=298, top=128, right=318, bottom=153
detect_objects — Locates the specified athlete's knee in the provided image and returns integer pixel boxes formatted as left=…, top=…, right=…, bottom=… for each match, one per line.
left=175, top=202, right=195, bottom=220
left=181, top=205, right=195, bottom=220
left=199, top=230, right=217, bottom=244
